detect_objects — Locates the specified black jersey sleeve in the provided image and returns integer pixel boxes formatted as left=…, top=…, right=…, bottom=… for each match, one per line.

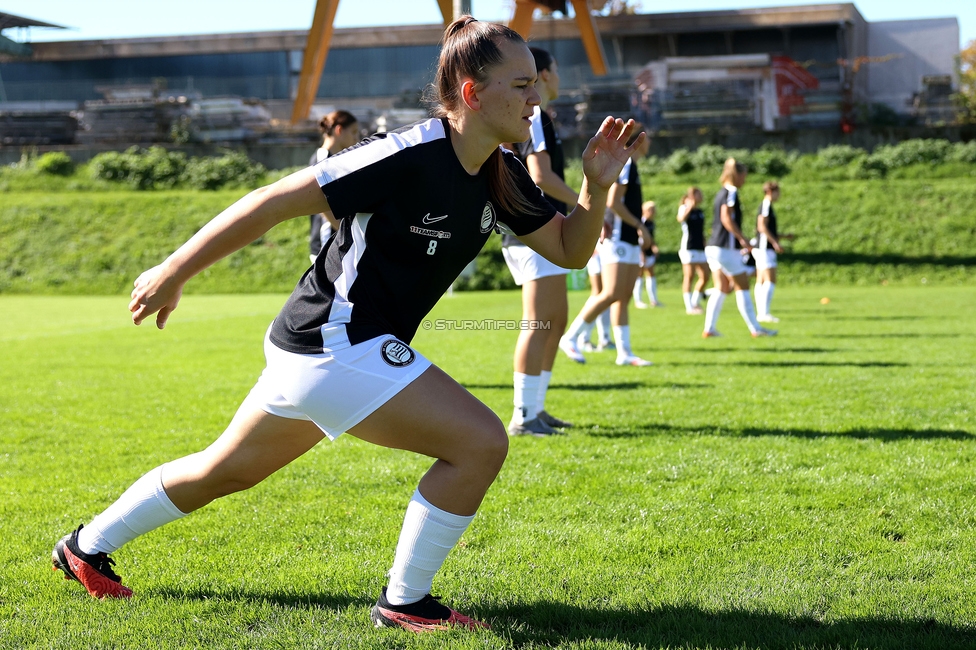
left=495, top=149, right=558, bottom=237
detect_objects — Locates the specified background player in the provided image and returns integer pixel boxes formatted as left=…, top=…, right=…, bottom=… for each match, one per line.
left=702, top=158, right=775, bottom=338
left=502, top=46, right=579, bottom=436
left=754, top=181, right=793, bottom=323
left=561, top=130, right=653, bottom=366
left=633, top=200, right=661, bottom=308
left=51, top=16, right=644, bottom=632
left=676, top=187, right=709, bottom=315
left=308, top=110, right=360, bottom=263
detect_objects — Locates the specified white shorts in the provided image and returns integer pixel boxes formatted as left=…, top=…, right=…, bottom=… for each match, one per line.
left=753, top=248, right=778, bottom=270
left=598, top=239, right=641, bottom=266
left=678, top=249, right=707, bottom=265
left=640, top=252, right=656, bottom=268
left=705, top=245, right=749, bottom=277
left=502, top=244, right=569, bottom=286
left=586, top=252, right=602, bottom=276
left=243, top=330, right=432, bottom=440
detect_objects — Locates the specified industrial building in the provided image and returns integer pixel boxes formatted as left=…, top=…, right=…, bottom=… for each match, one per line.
left=0, top=3, right=962, bottom=156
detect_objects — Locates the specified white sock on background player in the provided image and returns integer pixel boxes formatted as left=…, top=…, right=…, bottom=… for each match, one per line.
left=683, top=292, right=693, bottom=311
left=704, top=291, right=726, bottom=333
left=754, top=282, right=767, bottom=317
left=735, top=289, right=761, bottom=333
left=633, top=277, right=644, bottom=302
left=564, top=314, right=593, bottom=345
left=536, top=370, right=552, bottom=416
left=612, top=325, right=633, bottom=358
left=77, top=465, right=186, bottom=555
left=648, top=277, right=658, bottom=304
left=385, top=489, right=474, bottom=606
left=763, top=282, right=776, bottom=316
left=512, top=372, right=540, bottom=424
left=692, top=290, right=703, bottom=307
left=596, top=309, right=611, bottom=344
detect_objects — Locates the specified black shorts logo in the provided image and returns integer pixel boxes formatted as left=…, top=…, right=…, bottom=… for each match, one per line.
left=480, top=202, right=497, bottom=233
left=381, top=339, right=415, bottom=367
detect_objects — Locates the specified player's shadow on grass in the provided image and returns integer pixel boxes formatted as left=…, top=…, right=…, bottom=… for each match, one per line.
left=666, top=360, right=907, bottom=368
left=462, top=382, right=646, bottom=391
left=586, top=422, right=973, bottom=441
left=152, top=586, right=369, bottom=610
left=820, top=333, right=964, bottom=339
left=486, top=601, right=975, bottom=650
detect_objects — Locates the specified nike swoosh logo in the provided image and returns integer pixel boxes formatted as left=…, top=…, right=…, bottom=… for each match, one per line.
left=422, top=213, right=449, bottom=224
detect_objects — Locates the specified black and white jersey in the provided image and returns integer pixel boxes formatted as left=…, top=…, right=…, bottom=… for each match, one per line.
left=708, top=185, right=743, bottom=249
left=269, top=117, right=557, bottom=353
left=308, top=148, right=331, bottom=257
left=757, top=198, right=778, bottom=250
left=504, top=105, right=566, bottom=247
left=607, top=158, right=641, bottom=246
left=679, top=207, right=706, bottom=252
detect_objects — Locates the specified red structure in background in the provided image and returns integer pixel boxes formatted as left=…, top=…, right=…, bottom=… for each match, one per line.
left=772, top=55, right=820, bottom=117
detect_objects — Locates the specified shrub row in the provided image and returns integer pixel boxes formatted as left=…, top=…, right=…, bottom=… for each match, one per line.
left=87, top=147, right=266, bottom=190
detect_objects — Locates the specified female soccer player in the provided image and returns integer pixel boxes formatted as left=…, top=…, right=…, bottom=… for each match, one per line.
left=51, top=17, right=643, bottom=632
left=702, top=158, right=775, bottom=338
left=754, top=181, right=792, bottom=323
left=633, top=200, right=660, bottom=308
left=308, top=110, right=360, bottom=263
left=578, top=245, right=614, bottom=352
left=501, top=47, right=579, bottom=436
left=676, top=187, right=709, bottom=315
left=560, top=131, right=653, bottom=366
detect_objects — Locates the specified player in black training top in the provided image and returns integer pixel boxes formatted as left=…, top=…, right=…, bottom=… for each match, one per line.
left=702, top=158, right=775, bottom=338
left=562, top=130, right=654, bottom=366
left=308, top=110, right=360, bottom=263
left=753, top=180, right=793, bottom=323
left=52, top=17, right=645, bottom=633
left=676, top=186, right=709, bottom=314
left=633, top=200, right=661, bottom=308
left=501, top=47, right=579, bottom=437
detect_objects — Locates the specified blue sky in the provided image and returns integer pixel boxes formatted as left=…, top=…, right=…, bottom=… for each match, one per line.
left=1, top=1, right=971, bottom=47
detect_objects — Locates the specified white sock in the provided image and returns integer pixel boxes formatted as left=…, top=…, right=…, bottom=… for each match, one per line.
left=692, top=290, right=703, bottom=307
left=683, top=292, right=693, bottom=311
left=512, top=372, right=540, bottom=424
left=765, top=282, right=776, bottom=315
left=386, top=489, right=474, bottom=606
left=596, top=309, right=611, bottom=344
left=612, top=325, right=632, bottom=357
left=704, top=291, right=726, bottom=333
left=649, top=277, right=658, bottom=303
left=77, top=465, right=187, bottom=554
left=735, top=289, right=761, bottom=333
left=536, top=370, right=552, bottom=416
left=633, top=277, right=644, bottom=302
left=564, top=314, right=591, bottom=343
left=754, top=282, right=765, bottom=317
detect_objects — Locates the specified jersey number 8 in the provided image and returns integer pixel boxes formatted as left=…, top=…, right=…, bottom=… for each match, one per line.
left=427, top=240, right=438, bottom=256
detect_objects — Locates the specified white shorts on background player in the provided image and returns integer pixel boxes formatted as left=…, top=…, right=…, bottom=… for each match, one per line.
left=753, top=248, right=778, bottom=270
left=502, top=244, right=569, bottom=285
left=640, top=253, right=656, bottom=268
left=598, top=239, right=641, bottom=266
left=244, top=328, right=432, bottom=440
left=678, top=249, right=707, bottom=265
left=586, top=251, right=602, bottom=276
left=705, top=245, right=749, bottom=277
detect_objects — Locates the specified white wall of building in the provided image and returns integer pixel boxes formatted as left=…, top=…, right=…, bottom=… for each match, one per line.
left=866, top=18, right=959, bottom=113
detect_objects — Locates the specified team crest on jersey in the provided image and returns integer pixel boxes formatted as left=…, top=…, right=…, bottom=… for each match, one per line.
left=381, top=339, right=415, bottom=367
left=480, top=202, right=496, bottom=233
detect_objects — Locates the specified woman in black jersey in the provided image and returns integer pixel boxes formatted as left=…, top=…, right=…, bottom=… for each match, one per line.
left=52, top=17, right=643, bottom=633
left=702, top=158, right=775, bottom=338
left=676, top=187, right=709, bottom=314
left=308, top=110, right=360, bottom=263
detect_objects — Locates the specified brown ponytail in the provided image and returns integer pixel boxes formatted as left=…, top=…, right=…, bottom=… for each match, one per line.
left=319, top=110, right=357, bottom=136
left=433, top=16, right=548, bottom=217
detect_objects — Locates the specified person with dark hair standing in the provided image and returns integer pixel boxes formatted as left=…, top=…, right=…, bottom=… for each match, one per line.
left=51, top=16, right=644, bottom=632
left=633, top=200, right=661, bottom=308
left=754, top=181, right=793, bottom=323
left=502, top=46, right=580, bottom=436
left=676, top=187, right=709, bottom=314
left=702, top=158, right=775, bottom=338
left=309, top=110, right=360, bottom=263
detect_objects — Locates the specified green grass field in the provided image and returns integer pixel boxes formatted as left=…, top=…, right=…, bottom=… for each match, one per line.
left=1, top=286, right=975, bottom=649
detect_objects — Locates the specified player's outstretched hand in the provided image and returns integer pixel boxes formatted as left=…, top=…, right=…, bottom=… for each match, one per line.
left=580, top=117, right=645, bottom=190
left=129, top=265, right=184, bottom=329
